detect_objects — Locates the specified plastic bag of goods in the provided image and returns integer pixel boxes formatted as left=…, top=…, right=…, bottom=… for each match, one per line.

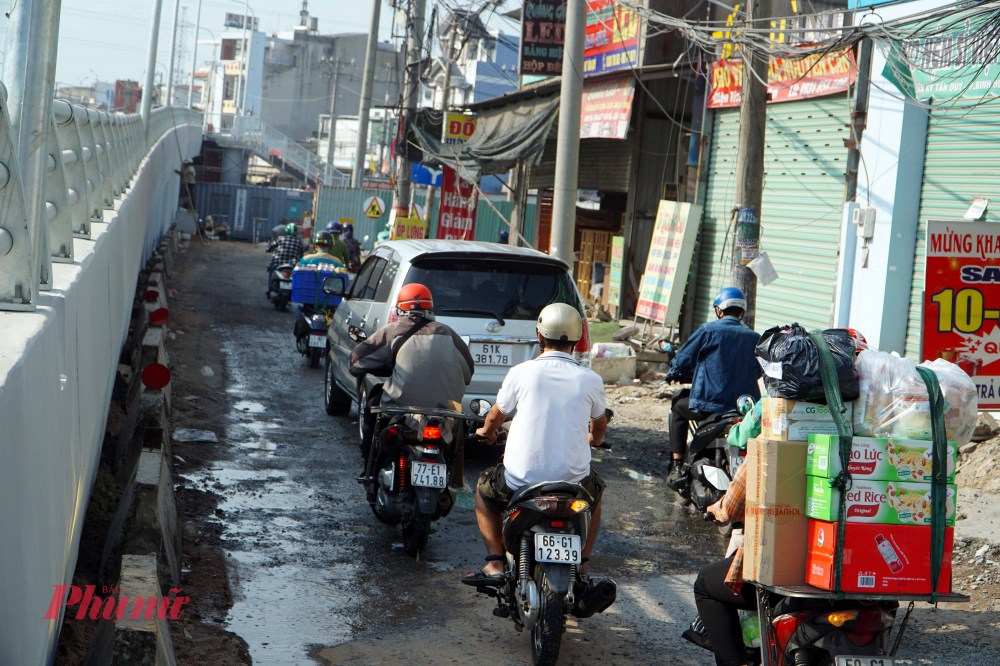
left=591, top=342, right=633, bottom=358
left=859, top=352, right=978, bottom=446
left=853, top=350, right=914, bottom=436
left=755, top=324, right=859, bottom=403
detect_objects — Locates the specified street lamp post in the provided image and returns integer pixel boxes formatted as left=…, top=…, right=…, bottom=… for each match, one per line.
left=166, top=0, right=182, bottom=106
left=188, top=0, right=204, bottom=109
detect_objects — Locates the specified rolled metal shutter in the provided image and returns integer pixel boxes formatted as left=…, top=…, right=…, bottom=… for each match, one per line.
left=904, top=100, right=1000, bottom=358
left=694, top=95, right=849, bottom=333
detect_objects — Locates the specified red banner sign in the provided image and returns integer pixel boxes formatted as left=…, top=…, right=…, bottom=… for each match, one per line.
left=436, top=166, right=478, bottom=241
left=922, top=220, right=1000, bottom=407
left=707, top=49, right=856, bottom=108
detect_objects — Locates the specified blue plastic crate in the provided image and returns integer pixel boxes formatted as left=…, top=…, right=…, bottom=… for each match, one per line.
left=291, top=269, right=348, bottom=307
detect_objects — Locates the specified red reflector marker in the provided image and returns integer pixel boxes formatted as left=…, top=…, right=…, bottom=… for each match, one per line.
left=551, top=521, right=564, bottom=527
left=141, top=363, right=171, bottom=390
left=423, top=426, right=441, bottom=439
left=149, top=307, right=169, bottom=327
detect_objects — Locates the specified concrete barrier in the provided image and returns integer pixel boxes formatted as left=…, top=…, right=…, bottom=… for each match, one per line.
left=0, top=123, right=201, bottom=665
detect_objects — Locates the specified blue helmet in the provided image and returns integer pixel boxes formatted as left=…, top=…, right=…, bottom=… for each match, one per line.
left=326, top=221, right=343, bottom=234
left=499, top=229, right=510, bottom=242
left=713, top=287, right=747, bottom=311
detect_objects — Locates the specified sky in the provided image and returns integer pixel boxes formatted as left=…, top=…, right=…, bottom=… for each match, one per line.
left=0, top=0, right=520, bottom=91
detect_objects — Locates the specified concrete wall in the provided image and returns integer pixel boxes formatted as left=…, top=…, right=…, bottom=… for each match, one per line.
left=261, top=33, right=400, bottom=143
left=0, top=123, right=201, bottom=665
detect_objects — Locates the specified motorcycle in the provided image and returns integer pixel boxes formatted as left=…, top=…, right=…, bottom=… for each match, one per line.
left=665, top=386, right=749, bottom=518
left=360, top=404, right=468, bottom=556
left=267, top=264, right=294, bottom=312
left=464, top=403, right=618, bottom=666
left=294, top=305, right=333, bottom=368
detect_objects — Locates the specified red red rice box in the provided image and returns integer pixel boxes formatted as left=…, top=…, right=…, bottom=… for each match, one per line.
left=806, top=519, right=953, bottom=594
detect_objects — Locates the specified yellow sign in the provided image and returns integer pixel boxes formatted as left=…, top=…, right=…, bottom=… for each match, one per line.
left=443, top=112, right=477, bottom=146
left=390, top=216, right=426, bottom=241
left=340, top=218, right=354, bottom=227
left=364, top=195, right=385, bottom=218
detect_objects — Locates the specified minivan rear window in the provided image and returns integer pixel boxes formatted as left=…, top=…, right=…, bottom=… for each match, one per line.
left=403, top=257, right=580, bottom=321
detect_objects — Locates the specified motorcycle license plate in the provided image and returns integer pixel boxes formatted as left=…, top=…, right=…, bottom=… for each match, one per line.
left=279, top=280, right=292, bottom=289
left=472, top=343, right=513, bottom=366
left=308, top=334, right=326, bottom=348
left=534, top=533, right=582, bottom=564
left=835, top=659, right=894, bottom=666
left=410, top=462, right=446, bottom=488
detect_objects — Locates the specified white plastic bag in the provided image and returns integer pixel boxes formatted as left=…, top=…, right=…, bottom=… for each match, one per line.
left=854, top=351, right=978, bottom=445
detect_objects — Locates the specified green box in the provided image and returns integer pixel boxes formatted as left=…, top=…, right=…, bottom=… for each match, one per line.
left=805, top=476, right=956, bottom=526
left=807, top=435, right=956, bottom=482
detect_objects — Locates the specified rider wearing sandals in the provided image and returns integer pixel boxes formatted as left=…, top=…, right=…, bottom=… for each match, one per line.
left=463, top=303, right=608, bottom=586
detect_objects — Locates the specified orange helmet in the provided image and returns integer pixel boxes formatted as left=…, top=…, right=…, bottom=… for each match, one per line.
left=397, top=283, right=433, bottom=311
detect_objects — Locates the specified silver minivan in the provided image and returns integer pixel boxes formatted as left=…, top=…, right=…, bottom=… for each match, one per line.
left=322, top=239, right=590, bottom=419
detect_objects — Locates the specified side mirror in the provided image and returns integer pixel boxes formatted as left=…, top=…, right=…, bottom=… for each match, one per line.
left=348, top=326, right=367, bottom=343
left=470, top=399, right=492, bottom=417
left=364, top=234, right=370, bottom=243
left=737, top=395, right=756, bottom=416
left=322, top=275, right=347, bottom=296
left=604, top=408, right=614, bottom=423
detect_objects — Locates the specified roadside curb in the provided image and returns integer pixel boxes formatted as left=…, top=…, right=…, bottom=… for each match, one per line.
left=110, top=555, right=178, bottom=666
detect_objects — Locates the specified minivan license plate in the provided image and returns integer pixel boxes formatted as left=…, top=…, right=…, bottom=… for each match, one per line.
left=411, top=462, right=446, bottom=488
left=473, top=343, right=512, bottom=366
left=835, top=658, right=894, bottom=666
left=535, top=533, right=582, bottom=564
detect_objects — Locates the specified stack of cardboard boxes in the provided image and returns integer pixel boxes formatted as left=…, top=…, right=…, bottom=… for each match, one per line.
left=744, top=397, right=956, bottom=594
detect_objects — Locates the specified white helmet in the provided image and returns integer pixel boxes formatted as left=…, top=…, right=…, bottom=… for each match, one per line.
left=537, top=303, right=583, bottom=343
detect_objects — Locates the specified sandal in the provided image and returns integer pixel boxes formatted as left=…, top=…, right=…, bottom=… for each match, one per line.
left=461, top=569, right=505, bottom=587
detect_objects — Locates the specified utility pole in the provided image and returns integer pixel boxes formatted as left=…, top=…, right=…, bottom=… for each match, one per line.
left=844, top=37, right=873, bottom=204
left=729, top=0, right=772, bottom=329
left=393, top=0, right=427, bottom=219
left=141, top=0, right=165, bottom=123
left=440, top=19, right=458, bottom=113
left=188, top=0, right=204, bottom=109
left=166, top=0, right=181, bottom=106
left=325, top=55, right=342, bottom=166
left=352, top=0, right=382, bottom=188
left=549, top=0, right=585, bottom=263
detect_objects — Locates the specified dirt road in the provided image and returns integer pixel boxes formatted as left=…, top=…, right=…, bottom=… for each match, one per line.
left=166, top=241, right=999, bottom=666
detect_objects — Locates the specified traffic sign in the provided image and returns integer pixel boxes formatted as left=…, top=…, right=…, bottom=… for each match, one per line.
left=364, top=196, right=385, bottom=219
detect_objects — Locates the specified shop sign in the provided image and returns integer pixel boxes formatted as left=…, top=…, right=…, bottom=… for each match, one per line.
left=922, top=220, right=1000, bottom=407
left=583, top=0, right=640, bottom=77
left=391, top=216, right=426, bottom=241
left=636, top=201, right=702, bottom=324
left=608, top=236, right=625, bottom=305
left=519, top=0, right=565, bottom=75
left=905, top=14, right=1000, bottom=101
left=442, top=113, right=477, bottom=146
left=580, top=75, right=635, bottom=139
left=436, top=166, right=478, bottom=241
left=234, top=189, right=247, bottom=232
left=707, top=49, right=856, bottom=108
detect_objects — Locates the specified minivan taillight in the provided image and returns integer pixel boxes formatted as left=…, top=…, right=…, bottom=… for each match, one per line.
left=388, top=308, right=398, bottom=323
left=575, top=315, right=590, bottom=353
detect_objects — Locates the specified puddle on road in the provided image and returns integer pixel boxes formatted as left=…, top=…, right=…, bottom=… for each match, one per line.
left=234, top=400, right=266, bottom=413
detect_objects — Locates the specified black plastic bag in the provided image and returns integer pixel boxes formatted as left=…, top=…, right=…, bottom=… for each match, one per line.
left=755, top=324, right=859, bottom=403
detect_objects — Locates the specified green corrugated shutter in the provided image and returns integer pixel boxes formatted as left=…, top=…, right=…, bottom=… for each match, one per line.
left=904, top=100, right=1000, bottom=358
left=694, top=95, right=849, bottom=333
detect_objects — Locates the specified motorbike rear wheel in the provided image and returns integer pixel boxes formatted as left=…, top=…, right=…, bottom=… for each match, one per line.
left=402, top=514, right=430, bottom=557
left=309, top=347, right=322, bottom=369
left=531, top=568, right=565, bottom=666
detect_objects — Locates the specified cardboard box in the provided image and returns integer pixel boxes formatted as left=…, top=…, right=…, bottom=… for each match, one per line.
left=807, top=435, right=957, bottom=483
left=806, top=519, right=953, bottom=594
left=742, top=438, right=811, bottom=586
left=760, top=397, right=853, bottom=441
left=806, top=477, right=956, bottom=526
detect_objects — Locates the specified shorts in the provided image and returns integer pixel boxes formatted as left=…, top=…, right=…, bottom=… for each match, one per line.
left=477, top=463, right=606, bottom=515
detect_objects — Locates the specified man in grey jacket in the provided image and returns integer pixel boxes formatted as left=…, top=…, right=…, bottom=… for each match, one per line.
left=350, top=283, right=475, bottom=467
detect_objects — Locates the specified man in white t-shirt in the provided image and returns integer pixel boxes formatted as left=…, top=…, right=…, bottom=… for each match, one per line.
left=462, top=303, right=608, bottom=585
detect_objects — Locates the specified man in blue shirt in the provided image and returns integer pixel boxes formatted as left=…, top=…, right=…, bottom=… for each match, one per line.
left=665, top=287, right=761, bottom=477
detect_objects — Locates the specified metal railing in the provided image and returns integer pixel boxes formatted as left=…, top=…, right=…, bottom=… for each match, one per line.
left=202, top=112, right=350, bottom=188
left=0, top=86, right=202, bottom=312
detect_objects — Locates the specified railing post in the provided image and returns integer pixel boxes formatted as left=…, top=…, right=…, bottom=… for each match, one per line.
left=53, top=100, right=91, bottom=238
left=43, top=109, right=73, bottom=262
left=74, top=104, right=104, bottom=223
left=0, top=82, right=35, bottom=310
left=90, top=109, right=114, bottom=209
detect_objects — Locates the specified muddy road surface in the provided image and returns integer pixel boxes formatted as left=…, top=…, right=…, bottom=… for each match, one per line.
left=167, top=241, right=997, bottom=666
